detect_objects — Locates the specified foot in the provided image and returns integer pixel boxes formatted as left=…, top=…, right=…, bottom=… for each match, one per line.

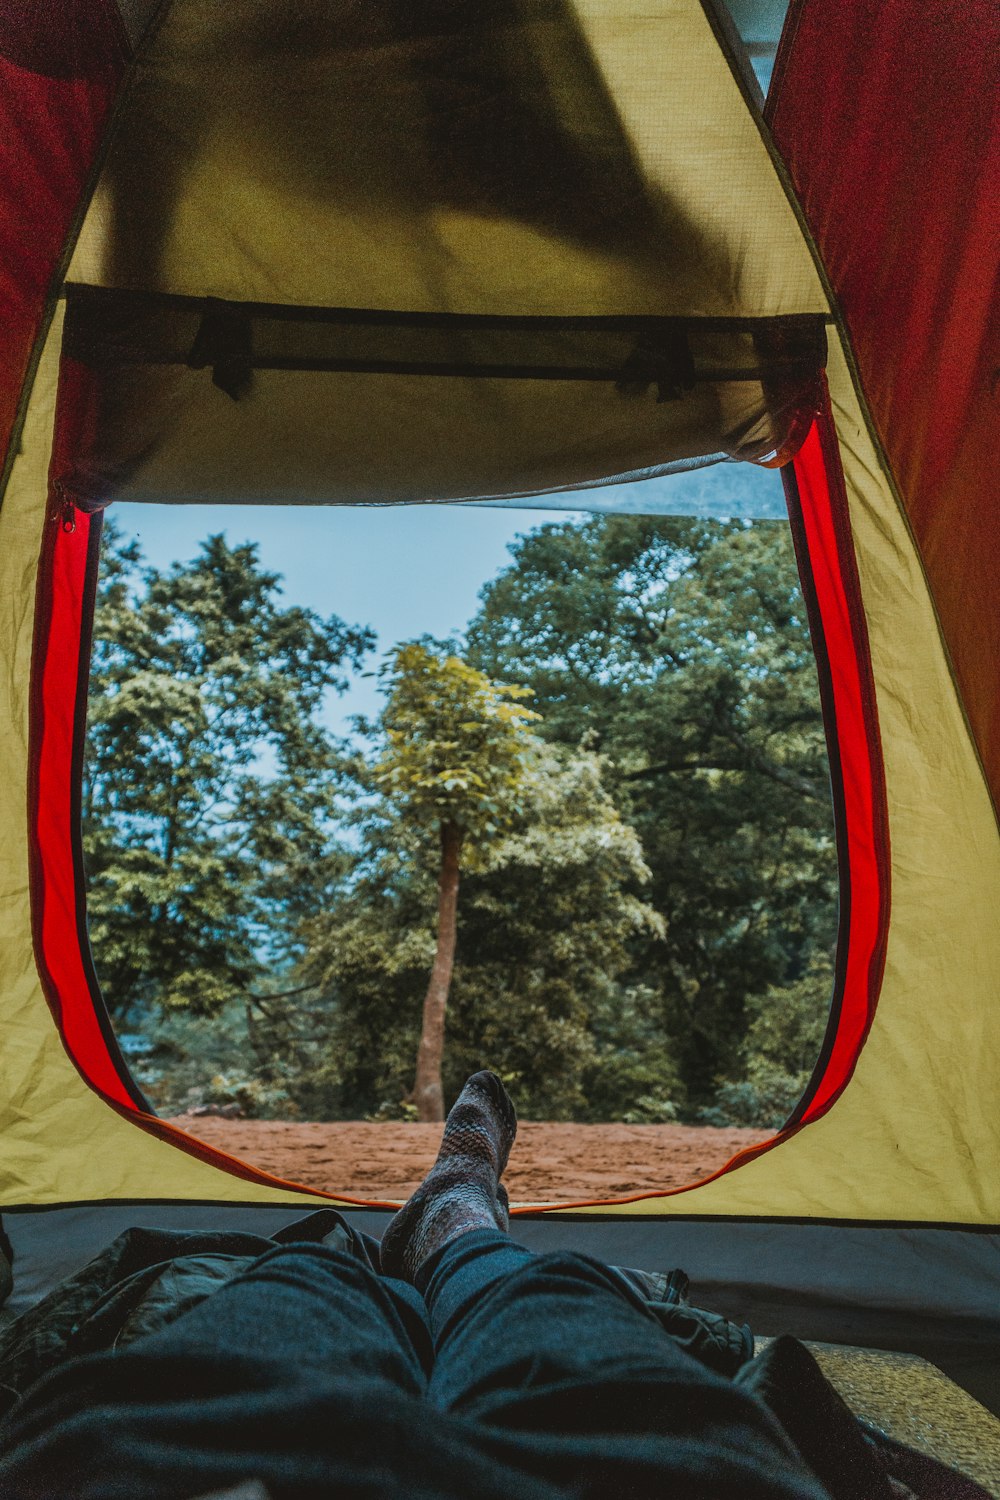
left=379, top=1071, right=516, bottom=1282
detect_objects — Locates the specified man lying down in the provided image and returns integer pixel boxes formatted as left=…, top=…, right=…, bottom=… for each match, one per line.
left=0, top=1073, right=966, bottom=1499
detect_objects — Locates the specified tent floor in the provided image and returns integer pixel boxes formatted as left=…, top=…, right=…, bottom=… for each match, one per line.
left=757, top=1339, right=1000, bottom=1493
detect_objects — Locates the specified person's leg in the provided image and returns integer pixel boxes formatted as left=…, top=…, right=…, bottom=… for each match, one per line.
left=0, top=1242, right=434, bottom=1500
left=425, top=1231, right=837, bottom=1496
left=379, top=1069, right=516, bottom=1281
left=382, top=1073, right=831, bottom=1500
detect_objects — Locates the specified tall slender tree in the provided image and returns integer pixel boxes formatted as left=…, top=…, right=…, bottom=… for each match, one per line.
left=288, top=737, right=665, bottom=1123
left=373, top=643, right=539, bottom=1121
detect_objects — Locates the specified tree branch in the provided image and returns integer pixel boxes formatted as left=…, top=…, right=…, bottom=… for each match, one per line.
left=618, top=754, right=825, bottom=803
left=245, top=984, right=319, bottom=1006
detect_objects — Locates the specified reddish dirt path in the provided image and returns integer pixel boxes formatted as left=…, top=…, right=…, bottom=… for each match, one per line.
left=166, top=1117, right=769, bottom=1203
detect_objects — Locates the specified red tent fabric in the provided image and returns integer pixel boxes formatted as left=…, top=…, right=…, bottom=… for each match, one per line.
left=769, top=0, right=1000, bottom=819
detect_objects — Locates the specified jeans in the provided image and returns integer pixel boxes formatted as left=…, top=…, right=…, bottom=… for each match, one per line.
left=0, top=1224, right=829, bottom=1500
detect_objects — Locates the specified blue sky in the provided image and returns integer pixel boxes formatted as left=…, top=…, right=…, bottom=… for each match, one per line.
left=115, top=501, right=551, bottom=732
left=112, top=462, right=784, bottom=734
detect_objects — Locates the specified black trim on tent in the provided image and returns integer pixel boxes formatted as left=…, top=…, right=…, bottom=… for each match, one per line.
left=63, top=285, right=833, bottom=335
left=2, top=1200, right=998, bottom=1235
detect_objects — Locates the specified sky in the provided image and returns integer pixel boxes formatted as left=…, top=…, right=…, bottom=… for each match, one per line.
left=112, top=463, right=784, bottom=734
left=115, top=501, right=552, bottom=733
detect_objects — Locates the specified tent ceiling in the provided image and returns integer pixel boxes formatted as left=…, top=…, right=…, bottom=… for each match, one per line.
left=61, top=0, right=827, bottom=508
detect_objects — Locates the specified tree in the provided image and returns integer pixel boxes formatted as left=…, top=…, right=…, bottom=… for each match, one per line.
left=282, top=737, right=666, bottom=1121
left=448, top=743, right=670, bottom=1118
left=84, top=521, right=373, bottom=1023
left=467, top=515, right=838, bottom=1107
left=372, top=643, right=540, bottom=1121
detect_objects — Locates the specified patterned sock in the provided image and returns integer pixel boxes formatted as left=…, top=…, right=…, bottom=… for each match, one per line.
left=379, top=1071, right=516, bottom=1282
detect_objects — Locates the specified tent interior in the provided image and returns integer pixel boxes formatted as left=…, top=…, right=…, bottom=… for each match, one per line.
left=1, top=0, right=998, bottom=1464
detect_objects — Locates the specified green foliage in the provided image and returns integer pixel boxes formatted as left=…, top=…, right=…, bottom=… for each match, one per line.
left=467, top=515, right=838, bottom=1108
left=582, top=985, right=683, bottom=1124
left=259, top=740, right=670, bottom=1120
left=84, top=521, right=373, bottom=1022
left=122, top=1000, right=262, bottom=1113
left=444, top=743, right=669, bottom=1117
left=373, top=641, right=540, bottom=838
left=702, top=951, right=834, bottom=1129
left=88, top=511, right=836, bottom=1127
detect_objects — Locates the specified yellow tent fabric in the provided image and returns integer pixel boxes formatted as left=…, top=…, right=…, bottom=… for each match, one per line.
left=0, top=311, right=349, bottom=1210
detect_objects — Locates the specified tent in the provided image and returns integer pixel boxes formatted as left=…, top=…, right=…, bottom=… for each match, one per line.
left=1, top=0, right=998, bottom=1415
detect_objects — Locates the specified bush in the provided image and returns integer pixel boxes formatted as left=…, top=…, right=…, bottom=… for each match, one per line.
left=127, top=1000, right=251, bottom=1113
left=701, top=953, right=833, bottom=1129
left=620, top=1095, right=679, bottom=1125
left=700, top=1065, right=810, bottom=1131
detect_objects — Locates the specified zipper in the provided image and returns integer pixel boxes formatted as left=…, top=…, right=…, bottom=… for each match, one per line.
left=53, top=480, right=77, bottom=534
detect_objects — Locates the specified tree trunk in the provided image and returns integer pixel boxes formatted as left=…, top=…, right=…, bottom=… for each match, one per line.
left=412, top=820, right=463, bottom=1123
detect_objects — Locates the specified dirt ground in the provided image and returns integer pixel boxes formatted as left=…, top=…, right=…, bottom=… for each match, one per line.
left=166, top=1116, right=769, bottom=1203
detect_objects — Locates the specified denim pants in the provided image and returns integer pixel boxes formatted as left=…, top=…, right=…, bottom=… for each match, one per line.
left=0, top=1226, right=829, bottom=1500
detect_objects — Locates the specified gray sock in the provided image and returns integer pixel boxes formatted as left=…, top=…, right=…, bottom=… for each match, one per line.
left=379, top=1071, right=516, bottom=1282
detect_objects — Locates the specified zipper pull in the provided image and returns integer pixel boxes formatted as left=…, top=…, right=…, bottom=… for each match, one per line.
left=54, top=481, right=77, bottom=534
